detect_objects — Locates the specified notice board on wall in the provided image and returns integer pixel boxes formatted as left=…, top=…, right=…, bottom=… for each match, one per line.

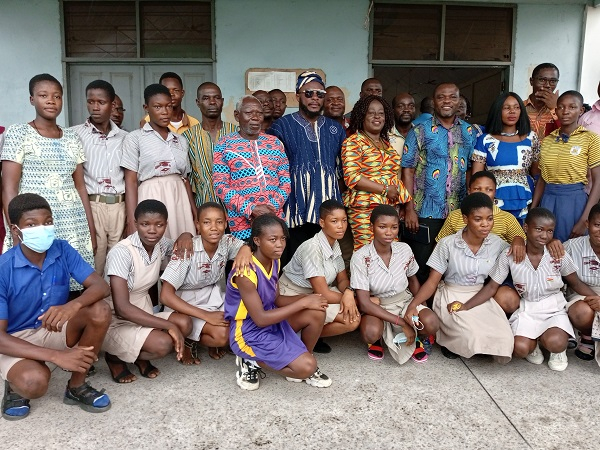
left=245, top=68, right=326, bottom=107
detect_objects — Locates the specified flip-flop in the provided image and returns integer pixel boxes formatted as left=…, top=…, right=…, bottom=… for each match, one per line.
left=368, top=340, right=384, bottom=360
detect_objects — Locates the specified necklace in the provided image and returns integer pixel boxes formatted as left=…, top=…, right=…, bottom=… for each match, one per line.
left=364, top=132, right=384, bottom=149
left=32, top=119, right=61, bottom=138
left=500, top=130, right=519, bottom=137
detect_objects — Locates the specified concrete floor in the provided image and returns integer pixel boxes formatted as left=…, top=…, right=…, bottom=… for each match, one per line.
left=1, top=331, right=598, bottom=450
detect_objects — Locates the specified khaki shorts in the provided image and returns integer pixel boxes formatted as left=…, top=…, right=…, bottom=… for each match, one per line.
left=0, top=324, right=69, bottom=380
left=279, top=274, right=342, bottom=324
left=102, top=312, right=172, bottom=363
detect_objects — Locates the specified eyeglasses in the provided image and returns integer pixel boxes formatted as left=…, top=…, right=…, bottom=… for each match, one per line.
left=534, top=77, right=559, bottom=86
left=302, top=89, right=326, bottom=99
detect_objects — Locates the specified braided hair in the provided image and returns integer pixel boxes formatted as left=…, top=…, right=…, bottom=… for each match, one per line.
left=349, top=95, right=395, bottom=140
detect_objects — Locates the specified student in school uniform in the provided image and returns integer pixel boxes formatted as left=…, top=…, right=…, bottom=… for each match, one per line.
left=102, top=200, right=193, bottom=383
left=463, top=208, right=600, bottom=371
left=121, top=84, right=197, bottom=240
left=404, top=192, right=514, bottom=361
left=160, top=202, right=253, bottom=365
left=436, top=170, right=564, bottom=314
left=224, top=215, right=332, bottom=391
left=351, top=205, right=439, bottom=363
left=277, top=200, right=360, bottom=353
left=532, top=91, right=600, bottom=242
left=564, top=204, right=600, bottom=366
left=71, top=80, right=128, bottom=275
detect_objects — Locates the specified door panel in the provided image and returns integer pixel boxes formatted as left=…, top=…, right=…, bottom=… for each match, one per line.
left=68, top=64, right=213, bottom=131
left=144, top=64, right=214, bottom=122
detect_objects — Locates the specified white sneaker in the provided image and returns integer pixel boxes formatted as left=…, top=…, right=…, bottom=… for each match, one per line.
left=526, top=343, right=544, bottom=365
left=235, top=356, right=263, bottom=391
left=548, top=351, right=568, bottom=371
left=286, top=367, right=333, bottom=388
left=304, top=367, right=332, bottom=388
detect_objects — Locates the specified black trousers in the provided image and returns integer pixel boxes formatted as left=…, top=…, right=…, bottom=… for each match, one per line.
left=402, top=218, right=445, bottom=286
left=280, top=222, right=322, bottom=269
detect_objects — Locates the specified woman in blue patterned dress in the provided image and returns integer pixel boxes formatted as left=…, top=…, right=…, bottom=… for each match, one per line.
left=1, top=74, right=95, bottom=290
left=472, top=92, right=540, bottom=224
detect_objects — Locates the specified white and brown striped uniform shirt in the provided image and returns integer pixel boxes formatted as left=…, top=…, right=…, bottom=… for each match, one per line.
left=350, top=241, right=418, bottom=298
left=120, top=123, right=191, bottom=182
left=282, top=230, right=345, bottom=288
left=428, top=230, right=509, bottom=285
left=564, top=236, right=600, bottom=287
left=490, top=247, right=578, bottom=302
left=105, top=232, right=174, bottom=290
left=161, top=234, right=245, bottom=291
left=71, top=118, right=128, bottom=194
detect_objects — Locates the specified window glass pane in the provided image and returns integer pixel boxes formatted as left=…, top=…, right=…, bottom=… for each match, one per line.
left=373, top=4, right=442, bottom=61
left=64, top=1, right=136, bottom=58
left=444, top=6, right=513, bottom=62
left=141, top=1, right=212, bottom=58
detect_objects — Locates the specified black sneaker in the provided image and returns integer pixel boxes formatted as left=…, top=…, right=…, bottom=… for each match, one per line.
left=313, top=338, right=332, bottom=354
left=2, top=381, right=30, bottom=421
left=63, top=381, right=111, bottom=413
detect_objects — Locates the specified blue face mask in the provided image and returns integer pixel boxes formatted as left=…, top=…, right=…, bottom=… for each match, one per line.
left=16, top=225, right=56, bottom=253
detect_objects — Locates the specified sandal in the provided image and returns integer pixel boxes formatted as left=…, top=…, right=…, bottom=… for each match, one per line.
left=105, top=353, right=136, bottom=383
left=412, top=338, right=428, bottom=363
left=2, top=381, right=30, bottom=421
left=134, top=360, right=160, bottom=378
left=575, top=335, right=595, bottom=361
left=367, top=339, right=384, bottom=360
left=208, top=347, right=227, bottom=360
left=182, top=338, right=202, bottom=365
left=422, top=335, right=435, bottom=355
left=441, top=346, right=458, bottom=359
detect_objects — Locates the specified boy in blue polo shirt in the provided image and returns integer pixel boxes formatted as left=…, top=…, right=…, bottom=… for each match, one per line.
left=0, top=193, right=112, bottom=420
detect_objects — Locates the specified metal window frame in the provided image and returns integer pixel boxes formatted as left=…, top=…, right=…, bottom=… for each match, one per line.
left=60, top=0, right=215, bottom=63
left=369, top=1, right=516, bottom=67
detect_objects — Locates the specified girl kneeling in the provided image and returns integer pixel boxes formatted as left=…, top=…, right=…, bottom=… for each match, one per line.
left=351, top=205, right=439, bottom=363
left=224, top=215, right=331, bottom=391
left=405, top=193, right=514, bottom=361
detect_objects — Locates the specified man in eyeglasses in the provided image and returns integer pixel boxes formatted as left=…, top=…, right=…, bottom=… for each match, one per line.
left=268, top=71, right=345, bottom=267
left=525, top=63, right=560, bottom=140
left=111, top=95, right=126, bottom=129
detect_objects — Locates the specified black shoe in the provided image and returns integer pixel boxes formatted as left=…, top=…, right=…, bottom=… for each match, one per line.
left=2, top=381, right=30, bottom=421
left=313, top=338, right=332, bottom=354
left=441, top=346, right=458, bottom=359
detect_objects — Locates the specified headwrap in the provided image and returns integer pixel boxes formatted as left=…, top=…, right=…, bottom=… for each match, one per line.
left=296, top=71, right=325, bottom=93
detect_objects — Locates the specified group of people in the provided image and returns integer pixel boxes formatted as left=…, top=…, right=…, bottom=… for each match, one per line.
left=1, top=63, right=600, bottom=420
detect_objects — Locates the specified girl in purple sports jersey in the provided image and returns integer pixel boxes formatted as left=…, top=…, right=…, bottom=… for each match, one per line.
left=224, top=214, right=332, bottom=391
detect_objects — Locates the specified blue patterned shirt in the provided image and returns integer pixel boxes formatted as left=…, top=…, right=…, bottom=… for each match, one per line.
left=402, top=116, right=476, bottom=219
left=268, top=113, right=344, bottom=227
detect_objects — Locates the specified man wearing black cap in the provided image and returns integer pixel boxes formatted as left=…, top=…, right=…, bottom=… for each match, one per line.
left=268, top=71, right=346, bottom=265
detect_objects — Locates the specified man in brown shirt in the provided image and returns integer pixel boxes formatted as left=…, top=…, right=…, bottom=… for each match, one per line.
left=524, top=63, right=560, bottom=140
